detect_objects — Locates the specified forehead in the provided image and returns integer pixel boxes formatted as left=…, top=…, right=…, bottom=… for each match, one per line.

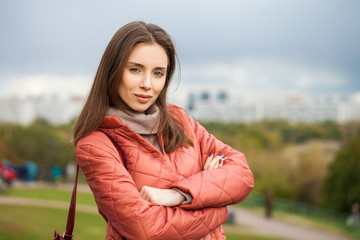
left=128, top=43, right=168, bottom=67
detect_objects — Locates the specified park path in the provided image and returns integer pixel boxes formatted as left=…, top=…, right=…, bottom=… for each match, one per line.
left=0, top=195, right=98, bottom=214
left=0, top=182, right=353, bottom=240
left=228, top=205, right=352, bottom=240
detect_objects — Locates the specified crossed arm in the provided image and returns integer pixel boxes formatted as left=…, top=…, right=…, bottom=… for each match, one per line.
left=140, top=111, right=253, bottom=209
left=140, top=153, right=225, bottom=206
left=76, top=140, right=229, bottom=239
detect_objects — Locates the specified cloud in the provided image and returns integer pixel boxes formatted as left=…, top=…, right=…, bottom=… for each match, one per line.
left=180, top=58, right=348, bottom=96
left=0, top=57, right=349, bottom=101
left=295, top=72, right=344, bottom=88
left=181, top=62, right=249, bottom=85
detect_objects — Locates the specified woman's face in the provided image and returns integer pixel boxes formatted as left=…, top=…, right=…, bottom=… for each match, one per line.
left=118, top=43, right=168, bottom=112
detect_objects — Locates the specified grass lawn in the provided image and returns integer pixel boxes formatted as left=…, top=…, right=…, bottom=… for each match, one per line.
left=1, top=187, right=284, bottom=239
left=223, top=225, right=285, bottom=240
left=4, top=187, right=359, bottom=239
left=226, top=232, right=283, bottom=240
left=0, top=205, right=106, bottom=240
left=4, top=186, right=97, bottom=205
left=8, top=188, right=357, bottom=239
left=0, top=205, right=283, bottom=240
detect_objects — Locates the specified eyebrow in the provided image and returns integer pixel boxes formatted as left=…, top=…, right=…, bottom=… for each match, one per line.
left=128, top=62, right=167, bottom=70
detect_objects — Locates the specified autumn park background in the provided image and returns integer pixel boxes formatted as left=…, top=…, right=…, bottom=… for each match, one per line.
left=1, top=118, right=359, bottom=239
left=1, top=0, right=360, bottom=239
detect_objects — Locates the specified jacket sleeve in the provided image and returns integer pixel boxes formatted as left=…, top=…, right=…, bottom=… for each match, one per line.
left=170, top=109, right=254, bottom=210
left=75, top=136, right=228, bottom=240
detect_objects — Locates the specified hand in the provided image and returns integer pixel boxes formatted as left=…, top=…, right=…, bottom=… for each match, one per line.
left=203, top=153, right=225, bottom=171
left=140, top=186, right=186, bottom=206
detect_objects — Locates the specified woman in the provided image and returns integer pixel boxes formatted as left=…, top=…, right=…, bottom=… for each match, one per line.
left=74, top=21, right=254, bottom=240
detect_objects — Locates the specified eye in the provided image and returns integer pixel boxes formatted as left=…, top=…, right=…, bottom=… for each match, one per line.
left=154, top=71, right=164, bottom=77
left=129, top=67, right=140, bottom=72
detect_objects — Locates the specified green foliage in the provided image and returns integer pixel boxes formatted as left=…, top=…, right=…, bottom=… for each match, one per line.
left=202, top=120, right=342, bottom=152
left=201, top=120, right=359, bottom=207
left=340, top=121, right=360, bottom=144
left=1, top=119, right=359, bottom=211
left=281, top=121, right=341, bottom=143
left=0, top=119, right=75, bottom=179
left=246, top=150, right=296, bottom=199
left=323, top=137, right=360, bottom=212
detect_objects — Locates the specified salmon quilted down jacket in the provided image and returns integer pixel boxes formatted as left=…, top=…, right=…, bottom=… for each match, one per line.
left=75, top=105, right=254, bottom=240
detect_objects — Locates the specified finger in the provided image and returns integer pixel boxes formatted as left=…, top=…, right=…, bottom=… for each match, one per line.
left=219, top=156, right=226, bottom=167
left=212, top=161, right=220, bottom=170
left=140, top=186, right=146, bottom=196
left=141, top=186, right=153, bottom=202
left=140, top=186, right=148, bottom=200
left=208, top=154, right=223, bottom=170
left=203, top=152, right=214, bottom=170
left=210, top=154, right=227, bottom=169
left=206, top=154, right=221, bottom=170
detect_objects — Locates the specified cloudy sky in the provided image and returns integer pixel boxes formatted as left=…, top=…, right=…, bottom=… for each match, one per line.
left=1, top=0, right=359, bottom=100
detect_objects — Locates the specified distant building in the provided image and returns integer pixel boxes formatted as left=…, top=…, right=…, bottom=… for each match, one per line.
left=185, top=90, right=360, bottom=123
left=0, top=90, right=359, bottom=125
left=0, top=95, right=84, bottom=125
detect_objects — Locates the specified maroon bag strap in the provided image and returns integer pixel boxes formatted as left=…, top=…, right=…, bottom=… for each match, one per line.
left=61, top=130, right=126, bottom=240
left=63, top=164, right=79, bottom=240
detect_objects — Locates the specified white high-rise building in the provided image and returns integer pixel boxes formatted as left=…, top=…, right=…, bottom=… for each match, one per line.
left=0, top=91, right=359, bottom=125
left=0, top=95, right=85, bottom=125
left=185, top=90, right=360, bottom=123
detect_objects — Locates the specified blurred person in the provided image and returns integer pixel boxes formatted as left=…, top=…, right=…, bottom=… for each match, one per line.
left=73, top=21, right=254, bottom=240
left=0, top=159, right=17, bottom=186
left=65, top=161, right=76, bottom=181
left=265, top=188, right=274, bottom=218
left=24, top=161, right=38, bottom=181
left=51, top=165, right=62, bottom=183
left=347, top=202, right=359, bottom=226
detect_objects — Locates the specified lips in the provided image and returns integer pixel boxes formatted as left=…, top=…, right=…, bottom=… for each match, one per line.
left=134, top=94, right=152, bottom=103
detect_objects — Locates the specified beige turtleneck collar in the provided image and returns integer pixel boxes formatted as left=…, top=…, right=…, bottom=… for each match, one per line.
left=106, top=104, right=162, bottom=152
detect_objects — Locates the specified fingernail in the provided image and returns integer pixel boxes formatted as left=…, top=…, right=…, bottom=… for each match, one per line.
left=219, top=153, right=223, bottom=156
left=209, top=152, right=213, bottom=157
left=219, top=159, right=222, bottom=164
left=221, top=155, right=227, bottom=159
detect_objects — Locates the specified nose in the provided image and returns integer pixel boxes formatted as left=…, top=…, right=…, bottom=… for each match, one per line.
left=140, top=73, right=151, bottom=90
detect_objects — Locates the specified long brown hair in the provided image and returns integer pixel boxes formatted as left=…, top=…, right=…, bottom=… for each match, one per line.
left=73, top=21, right=192, bottom=152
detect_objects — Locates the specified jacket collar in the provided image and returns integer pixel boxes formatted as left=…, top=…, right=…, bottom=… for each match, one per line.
left=100, top=104, right=160, bottom=135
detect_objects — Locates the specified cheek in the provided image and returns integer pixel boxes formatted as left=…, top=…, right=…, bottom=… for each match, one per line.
left=120, top=73, right=136, bottom=91
left=154, top=80, right=166, bottom=94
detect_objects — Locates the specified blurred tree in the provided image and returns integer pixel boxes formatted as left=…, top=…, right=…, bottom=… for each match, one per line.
left=248, top=150, right=296, bottom=198
left=0, top=119, right=75, bottom=179
left=290, top=142, right=329, bottom=204
left=281, top=121, right=341, bottom=143
left=340, top=122, right=360, bottom=145
left=203, top=120, right=345, bottom=203
left=319, top=121, right=342, bottom=140
left=0, top=123, right=21, bottom=162
left=1, top=119, right=357, bottom=198
left=323, top=138, right=360, bottom=212
left=32, top=118, right=52, bottom=127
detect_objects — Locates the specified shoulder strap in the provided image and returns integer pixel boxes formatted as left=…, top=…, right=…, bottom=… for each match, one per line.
left=63, top=130, right=126, bottom=240
left=63, top=165, right=79, bottom=240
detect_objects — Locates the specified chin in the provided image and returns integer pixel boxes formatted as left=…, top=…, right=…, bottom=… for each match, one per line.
left=130, top=105, right=150, bottom=112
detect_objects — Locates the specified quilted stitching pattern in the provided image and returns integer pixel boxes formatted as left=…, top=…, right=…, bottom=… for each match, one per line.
left=75, top=106, right=253, bottom=240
